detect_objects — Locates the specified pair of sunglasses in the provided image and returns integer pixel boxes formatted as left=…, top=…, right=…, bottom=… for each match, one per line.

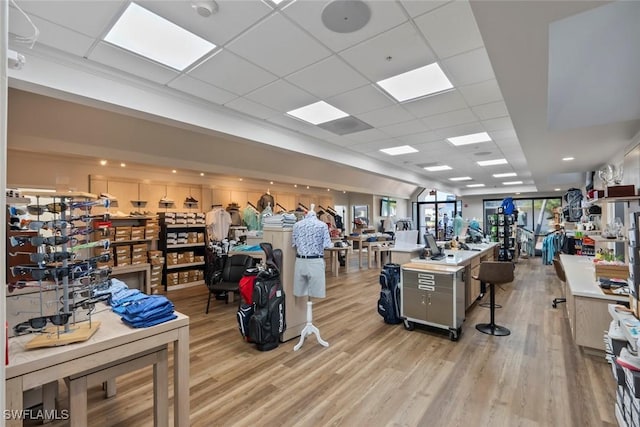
left=69, top=199, right=110, bottom=210
left=68, top=239, right=110, bottom=252
left=69, top=213, right=111, bottom=223
left=28, top=220, right=68, bottom=231
left=13, top=313, right=72, bottom=335
left=9, top=251, right=76, bottom=264
left=10, top=235, right=77, bottom=248
left=26, top=202, right=68, bottom=216
left=65, top=294, right=110, bottom=311
left=7, top=281, right=48, bottom=293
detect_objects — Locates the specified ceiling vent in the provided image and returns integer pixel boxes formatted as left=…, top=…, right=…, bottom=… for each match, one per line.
left=318, top=116, right=373, bottom=135
left=321, top=0, right=371, bottom=34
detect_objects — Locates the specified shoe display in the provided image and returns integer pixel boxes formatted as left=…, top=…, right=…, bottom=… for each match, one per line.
left=100, top=192, right=117, bottom=200
left=185, top=196, right=198, bottom=204
left=616, top=347, right=640, bottom=371
left=159, top=196, right=174, bottom=204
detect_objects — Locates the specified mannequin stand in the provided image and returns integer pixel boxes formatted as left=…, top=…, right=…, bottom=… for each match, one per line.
left=293, top=299, right=328, bottom=351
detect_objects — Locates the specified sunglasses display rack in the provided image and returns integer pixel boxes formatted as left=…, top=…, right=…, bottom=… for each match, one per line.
left=6, top=192, right=112, bottom=348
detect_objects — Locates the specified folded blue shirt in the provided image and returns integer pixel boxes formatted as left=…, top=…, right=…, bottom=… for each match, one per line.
left=122, top=313, right=177, bottom=328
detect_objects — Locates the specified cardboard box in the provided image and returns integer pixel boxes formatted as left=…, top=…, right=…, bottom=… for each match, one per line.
left=115, top=245, right=131, bottom=256
left=150, top=257, right=165, bottom=266
left=595, top=263, right=629, bottom=280
left=148, top=250, right=163, bottom=258
left=131, top=243, right=147, bottom=254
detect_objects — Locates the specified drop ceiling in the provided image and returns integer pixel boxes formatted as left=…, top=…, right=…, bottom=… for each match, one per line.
left=6, top=0, right=640, bottom=198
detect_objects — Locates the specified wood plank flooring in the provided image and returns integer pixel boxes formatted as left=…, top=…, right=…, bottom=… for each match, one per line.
left=42, top=257, right=616, bottom=427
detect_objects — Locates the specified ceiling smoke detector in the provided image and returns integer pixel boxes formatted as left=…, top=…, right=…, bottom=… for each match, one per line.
left=191, top=0, right=218, bottom=17
left=321, top=0, right=371, bottom=34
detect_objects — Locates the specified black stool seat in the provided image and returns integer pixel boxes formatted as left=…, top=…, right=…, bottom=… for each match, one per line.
left=474, top=261, right=514, bottom=336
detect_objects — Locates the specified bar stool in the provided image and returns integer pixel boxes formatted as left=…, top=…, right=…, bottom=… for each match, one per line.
left=551, top=257, right=566, bottom=308
left=474, top=261, right=515, bottom=336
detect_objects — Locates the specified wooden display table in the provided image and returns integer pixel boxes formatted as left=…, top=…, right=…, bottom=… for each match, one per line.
left=5, top=310, right=190, bottom=427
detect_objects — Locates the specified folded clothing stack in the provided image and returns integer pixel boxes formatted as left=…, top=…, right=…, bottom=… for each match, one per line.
left=263, top=213, right=297, bottom=228
left=120, top=294, right=177, bottom=328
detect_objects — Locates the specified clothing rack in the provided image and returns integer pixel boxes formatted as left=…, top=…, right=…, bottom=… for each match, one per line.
left=246, top=201, right=258, bottom=212
left=276, top=202, right=287, bottom=212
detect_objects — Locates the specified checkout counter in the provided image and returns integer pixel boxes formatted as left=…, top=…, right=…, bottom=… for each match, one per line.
left=408, top=242, right=499, bottom=310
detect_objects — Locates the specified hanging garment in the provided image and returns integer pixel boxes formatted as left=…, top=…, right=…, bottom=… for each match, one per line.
left=243, top=205, right=260, bottom=231
left=206, top=207, right=232, bottom=241
left=257, top=193, right=275, bottom=211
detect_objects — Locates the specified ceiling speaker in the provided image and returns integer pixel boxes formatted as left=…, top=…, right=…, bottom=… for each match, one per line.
left=321, top=0, right=371, bottom=34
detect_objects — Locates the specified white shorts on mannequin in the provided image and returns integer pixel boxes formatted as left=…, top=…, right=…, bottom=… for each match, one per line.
left=294, top=258, right=326, bottom=298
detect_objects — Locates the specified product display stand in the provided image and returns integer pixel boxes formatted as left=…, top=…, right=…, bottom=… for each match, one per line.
left=293, top=298, right=328, bottom=351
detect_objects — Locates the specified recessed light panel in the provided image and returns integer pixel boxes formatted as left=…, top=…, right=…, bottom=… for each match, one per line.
left=104, top=3, right=216, bottom=71
left=493, top=172, right=517, bottom=178
left=562, top=157, right=575, bottom=161
left=379, top=145, right=419, bottom=156
left=287, top=101, right=349, bottom=125
left=449, top=176, right=472, bottom=182
left=477, top=158, right=508, bottom=166
left=424, top=165, right=452, bottom=172
left=466, top=183, right=485, bottom=188
left=376, top=62, right=453, bottom=102
left=447, top=132, right=492, bottom=146
left=503, top=181, right=523, bottom=185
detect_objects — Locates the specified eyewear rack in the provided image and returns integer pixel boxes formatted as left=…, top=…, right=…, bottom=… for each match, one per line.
left=9, top=192, right=113, bottom=345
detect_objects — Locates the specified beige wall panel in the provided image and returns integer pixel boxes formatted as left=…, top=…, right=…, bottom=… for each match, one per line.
left=230, top=190, right=248, bottom=207
left=275, top=194, right=295, bottom=211
left=211, top=189, right=232, bottom=207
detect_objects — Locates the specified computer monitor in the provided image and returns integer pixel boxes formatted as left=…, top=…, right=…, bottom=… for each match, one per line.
left=425, top=233, right=444, bottom=260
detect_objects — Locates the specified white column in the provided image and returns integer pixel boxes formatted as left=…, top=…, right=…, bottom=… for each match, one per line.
left=1, top=0, right=9, bottom=422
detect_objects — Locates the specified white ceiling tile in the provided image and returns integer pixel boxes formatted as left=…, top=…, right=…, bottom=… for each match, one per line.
left=188, top=50, right=278, bottom=96
left=340, top=22, right=436, bottom=82
left=489, top=129, right=518, bottom=140
left=395, top=131, right=441, bottom=145
left=402, top=90, right=467, bottom=118
left=326, top=84, right=394, bottom=115
left=88, top=42, right=179, bottom=84
left=138, top=0, right=272, bottom=46
left=414, top=1, right=484, bottom=59
left=458, top=79, right=504, bottom=106
left=286, top=56, right=369, bottom=99
left=472, top=101, right=509, bottom=120
left=482, top=117, right=515, bottom=132
left=9, top=10, right=94, bottom=57
left=349, top=139, right=399, bottom=152
left=245, top=79, right=316, bottom=112
left=168, top=75, right=237, bottom=105
left=13, top=0, right=125, bottom=38
left=435, top=122, right=491, bottom=140
left=380, top=120, right=430, bottom=138
left=399, top=1, right=450, bottom=18
left=422, top=109, right=478, bottom=130
left=442, top=48, right=495, bottom=86
left=343, top=128, right=389, bottom=143
left=267, top=114, right=331, bottom=138
left=282, top=0, right=408, bottom=52
left=224, top=97, right=280, bottom=120
left=226, top=13, right=331, bottom=77
left=356, top=105, right=415, bottom=128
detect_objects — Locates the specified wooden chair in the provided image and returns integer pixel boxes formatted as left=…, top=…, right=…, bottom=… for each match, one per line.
left=474, top=261, right=515, bottom=336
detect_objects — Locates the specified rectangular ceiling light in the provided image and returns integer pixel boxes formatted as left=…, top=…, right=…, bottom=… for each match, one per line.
left=447, top=132, right=492, bottom=146
left=287, top=101, right=349, bottom=125
left=376, top=62, right=453, bottom=102
left=477, top=158, right=508, bottom=166
left=493, top=172, right=517, bottom=178
left=104, top=2, right=216, bottom=71
left=379, top=145, right=419, bottom=156
left=503, top=181, right=523, bottom=185
left=562, top=157, right=575, bottom=161
left=449, top=176, right=472, bottom=181
left=424, top=165, right=452, bottom=172
left=466, top=183, right=485, bottom=188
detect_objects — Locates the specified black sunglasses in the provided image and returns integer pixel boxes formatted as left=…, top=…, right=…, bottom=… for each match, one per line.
left=28, top=220, right=68, bottom=231
left=13, top=313, right=72, bottom=335
left=65, top=294, right=111, bottom=311
left=10, top=235, right=77, bottom=247
left=26, top=202, right=68, bottom=216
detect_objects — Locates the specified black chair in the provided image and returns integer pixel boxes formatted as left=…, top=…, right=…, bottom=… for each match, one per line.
left=552, top=257, right=567, bottom=308
left=205, top=254, right=253, bottom=313
left=474, top=261, right=515, bottom=336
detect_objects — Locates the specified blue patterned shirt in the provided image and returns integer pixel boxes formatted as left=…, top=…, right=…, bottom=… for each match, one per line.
left=292, top=214, right=332, bottom=256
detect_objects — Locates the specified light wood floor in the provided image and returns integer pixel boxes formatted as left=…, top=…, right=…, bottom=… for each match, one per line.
left=44, top=256, right=616, bottom=427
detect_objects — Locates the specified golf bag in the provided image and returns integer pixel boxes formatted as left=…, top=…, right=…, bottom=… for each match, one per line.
left=377, top=263, right=402, bottom=324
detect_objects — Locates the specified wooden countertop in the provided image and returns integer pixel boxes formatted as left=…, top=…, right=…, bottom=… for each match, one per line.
left=410, top=242, right=498, bottom=266
left=560, top=254, right=623, bottom=301
left=402, top=262, right=465, bottom=273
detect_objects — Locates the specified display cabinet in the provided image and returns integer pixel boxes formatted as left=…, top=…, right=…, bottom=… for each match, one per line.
left=159, top=212, right=206, bottom=291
